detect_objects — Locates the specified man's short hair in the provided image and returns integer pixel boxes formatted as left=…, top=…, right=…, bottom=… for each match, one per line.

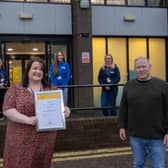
left=134, top=57, right=149, bottom=65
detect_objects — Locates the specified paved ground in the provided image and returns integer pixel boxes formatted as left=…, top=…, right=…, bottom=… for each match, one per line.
left=52, top=155, right=132, bottom=168
left=51, top=147, right=168, bottom=168
left=0, top=147, right=168, bottom=168
left=51, top=147, right=133, bottom=168
left=0, top=147, right=133, bottom=168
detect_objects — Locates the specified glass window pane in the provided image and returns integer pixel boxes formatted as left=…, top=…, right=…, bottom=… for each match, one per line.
left=9, top=60, right=22, bottom=84
left=108, top=38, right=127, bottom=107
left=148, top=0, right=162, bottom=7
left=50, top=0, right=71, bottom=3
left=128, top=0, right=145, bottom=6
left=2, top=0, right=24, bottom=1
left=149, top=38, right=166, bottom=80
left=128, top=38, right=147, bottom=80
left=92, top=38, right=106, bottom=106
left=108, top=38, right=127, bottom=84
left=26, top=0, right=48, bottom=2
left=106, top=0, right=125, bottom=5
left=91, top=0, right=104, bottom=4
left=50, top=44, right=67, bottom=64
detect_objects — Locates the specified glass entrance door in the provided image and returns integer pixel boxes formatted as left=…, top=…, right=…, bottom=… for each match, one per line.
left=47, top=43, right=68, bottom=66
left=46, top=43, right=72, bottom=105
left=6, top=42, right=45, bottom=84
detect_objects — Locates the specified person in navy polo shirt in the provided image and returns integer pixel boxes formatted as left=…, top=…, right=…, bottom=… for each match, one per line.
left=98, top=54, right=120, bottom=116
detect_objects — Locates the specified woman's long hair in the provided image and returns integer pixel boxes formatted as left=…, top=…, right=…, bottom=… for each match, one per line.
left=0, top=59, right=5, bottom=69
left=53, top=51, right=65, bottom=76
left=22, top=57, right=48, bottom=87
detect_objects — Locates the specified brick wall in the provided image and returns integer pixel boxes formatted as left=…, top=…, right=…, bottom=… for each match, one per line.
left=0, top=117, right=129, bottom=157
left=55, top=117, right=129, bottom=151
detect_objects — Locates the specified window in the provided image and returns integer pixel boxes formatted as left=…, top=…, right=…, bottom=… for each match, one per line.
left=107, top=38, right=127, bottom=106
left=50, top=0, right=71, bottom=3
left=128, top=0, right=145, bottom=6
left=106, top=0, right=125, bottom=5
left=128, top=38, right=147, bottom=80
left=107, top=38, right=127, bottom=83
left=148, top=0, right=163, bottom=7
left=1, top=0, right=71, bottom=2
left=149, top=38, right=166, bottom=80
left=92, top=37, right=166, bottom=107
left=2, top=0, right=24, bottom=1
left=92, top=38, right=106, bottom=106
left=26, top=0, right=48, bottom=2
left=91, top=0, right=104, bottom=4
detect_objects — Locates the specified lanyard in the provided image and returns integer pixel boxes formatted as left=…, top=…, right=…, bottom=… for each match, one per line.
left=28, top=85, right=42, bottom=97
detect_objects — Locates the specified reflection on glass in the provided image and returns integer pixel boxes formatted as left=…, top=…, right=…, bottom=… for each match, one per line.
left=106, top=0, right=125, bottom=5
left=91, top=0, right=104, bottom=4
left=128, top=0, right=145, bottom=6
left=50, top=0, right=71, bottom=3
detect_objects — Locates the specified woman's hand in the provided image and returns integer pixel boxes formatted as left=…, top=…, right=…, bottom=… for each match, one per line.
left=4, top=108, right=37, bottom=126
left=64, top=106, right=71, bottom=118
left=105, top=86, right=111, bottom=90
left=0, top=83, right=4, bottom=88
left=26, top=116, right=37, bottom=126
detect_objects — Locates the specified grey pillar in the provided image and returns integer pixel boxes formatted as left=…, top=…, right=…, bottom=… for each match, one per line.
left=72, top=0, right=93, bottom=108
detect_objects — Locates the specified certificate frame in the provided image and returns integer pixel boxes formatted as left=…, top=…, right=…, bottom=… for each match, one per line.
left=34, top=89, right=66, bottom=132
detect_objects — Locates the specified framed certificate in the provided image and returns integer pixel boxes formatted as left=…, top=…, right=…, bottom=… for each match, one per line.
left=34, top=89, right=66, bottom=132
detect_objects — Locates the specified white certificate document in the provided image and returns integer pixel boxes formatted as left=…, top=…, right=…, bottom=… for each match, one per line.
left=34, top=90, right=66, bottom=132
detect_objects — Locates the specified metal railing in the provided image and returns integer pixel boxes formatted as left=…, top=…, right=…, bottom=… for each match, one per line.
left=0, top=83, right=124, bottom=117
left=58, top=83, right=125, bottom=112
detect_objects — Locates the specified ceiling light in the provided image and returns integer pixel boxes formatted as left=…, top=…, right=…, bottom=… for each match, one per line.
left=32, top=48, right=38, bottom=51
left=7, top=48, right=13, bottom=51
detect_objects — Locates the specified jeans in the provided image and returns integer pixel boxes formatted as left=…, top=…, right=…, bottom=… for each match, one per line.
left=61, top=88, right=68, bottom=105
left=101, top=89, right=117, bottom=116
left=130, top=136, right=166, bottom=168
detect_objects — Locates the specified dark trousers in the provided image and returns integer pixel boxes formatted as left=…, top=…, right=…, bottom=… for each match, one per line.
left=101, top=88, right=117, bottom=116
left=0, top=88, right=7, bottom=117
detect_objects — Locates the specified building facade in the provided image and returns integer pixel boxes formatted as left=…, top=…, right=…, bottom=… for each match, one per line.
left=0, top=0, right=167, bottom=108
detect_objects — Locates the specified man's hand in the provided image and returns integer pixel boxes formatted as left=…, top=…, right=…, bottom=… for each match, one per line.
left=64, top=106, right=71, bottom=118
left=163, top=134, right=168, bottom=146
left=119, top=128, right=127, bottom=141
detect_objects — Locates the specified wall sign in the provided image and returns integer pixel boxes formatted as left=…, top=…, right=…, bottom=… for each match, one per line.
left=81, top=52, right=90, bottom=63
